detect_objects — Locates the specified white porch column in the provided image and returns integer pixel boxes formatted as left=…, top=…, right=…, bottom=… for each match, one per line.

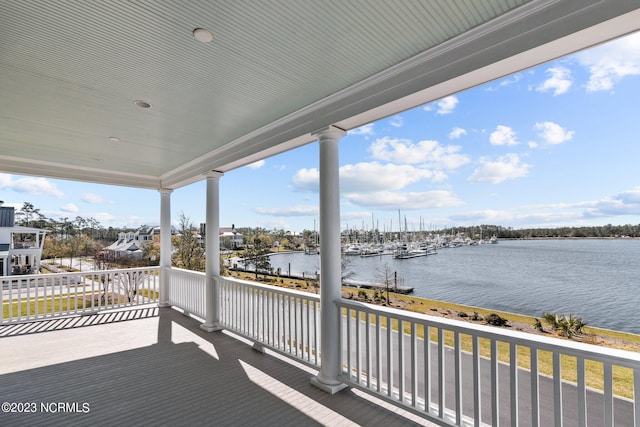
left=158, top=188, right=173, bottom=307
left=201, top=171, right=224, bottom=332
left=310, top=125, right=348, bottom=394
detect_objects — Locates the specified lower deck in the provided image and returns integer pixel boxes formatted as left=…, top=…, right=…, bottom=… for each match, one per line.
left=0, top=305, right=437, bottom=426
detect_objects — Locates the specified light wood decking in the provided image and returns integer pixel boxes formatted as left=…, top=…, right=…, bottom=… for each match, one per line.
left=0, top=306, right=438, bottom=426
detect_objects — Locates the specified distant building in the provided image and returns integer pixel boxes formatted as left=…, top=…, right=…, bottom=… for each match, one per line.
left=0, top=204, right=48, bottom=276
left=201, top=223, right=244, bottom=249
left=103, top=225, right=176, bottom=259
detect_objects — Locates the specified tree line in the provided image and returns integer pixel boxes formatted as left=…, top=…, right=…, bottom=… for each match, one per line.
left=13, top=201, right=639, bottom=272
left=457, top=224, right=640, bottom=239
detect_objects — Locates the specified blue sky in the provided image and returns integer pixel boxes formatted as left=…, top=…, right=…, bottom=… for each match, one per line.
left=2, top=31, right=640, bottom=233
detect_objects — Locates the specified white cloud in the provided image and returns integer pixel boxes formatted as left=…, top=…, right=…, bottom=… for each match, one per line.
left=581, top=187, right=640, bottom=218
left=61, top=203, right=79, bottom=213
left=467, top=153, right=531, bottom=184
left=500, top=73, right=522, bottom=87
left=449, top=209, right=581, bottom=228
left=349, top=123, right=375, bottom=136
left=449, top=127, right=467, bottom=139
left=247, top=159, right=266, bottom=170
left=535, top=121, right=575, bottom=145
left=254, top=205, right=319, bottom=216
left=94, top=212, right=116, bottom=223
left=344, top=190, right=463, bottom=210
left=292, top=162, right=446, bottom=194
left=0, top=174, right=11, bottom=187
left=82, top=192, right=105, bottom=204
left=536, top=66, right=573, bottom=95
left=123, top=215, right=149, bottom=227
left=291, top=168, right=320, bottom=192
left=389, top=115, right=403, bottom=128
left=489, top=125, right=519, bottom=146
left=485, top=73, right=523, bottom=91
left=449, top=187, right=640, bottom=227
left=340, top=162, right=443, bottom=192
left=369, top=137, right=470, bottom=169
left=576, top=31, right=640, bottom=92
left=0, top=173, right=64, bottom=198
left=341, top=211, right=374, bottom=222
left=436, top=95, right=458, bottom=115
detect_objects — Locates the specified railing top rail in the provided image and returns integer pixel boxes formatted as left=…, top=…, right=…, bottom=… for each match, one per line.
left=170, top=267, right=206, bottom=276
left=97, top=266, right=160, bottom=273
left=1, top=266, right=160, bottom=281
left=336, top=298, right=640, bottom=366
left=220, top=275, right=321, bottom=301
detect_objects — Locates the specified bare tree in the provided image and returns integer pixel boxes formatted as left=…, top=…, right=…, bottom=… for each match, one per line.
left=113, top=269, right=145, bottom=303
left=375, top=263, right=396, bottom=306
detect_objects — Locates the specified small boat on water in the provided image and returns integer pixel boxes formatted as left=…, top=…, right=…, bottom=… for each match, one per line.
left=393, top=243, right=437, bottom=259
left=359, top=245, right=385, bottom=257
left=490, top=235, right=499, bottom=244
left=344, top=244, right=363, bottom=256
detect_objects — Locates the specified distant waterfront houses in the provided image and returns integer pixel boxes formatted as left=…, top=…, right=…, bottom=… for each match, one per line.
left=103, top=225, right=177, bottom=259
left=104, top=224, right=244, bottom=258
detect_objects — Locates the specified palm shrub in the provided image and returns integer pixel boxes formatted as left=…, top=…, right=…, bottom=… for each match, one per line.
left=485, top=313, right=509, bottom=327
left=543, top=312, right=587, bottom=339
left=543, top=312, right=561, bottom=331
left=534, top=318, right=543, bottom=331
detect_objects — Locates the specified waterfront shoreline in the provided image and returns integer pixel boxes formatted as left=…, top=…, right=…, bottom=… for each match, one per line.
left=266, top=240, right=640, bottom=335
left=227, top=270, right=640, bottom=353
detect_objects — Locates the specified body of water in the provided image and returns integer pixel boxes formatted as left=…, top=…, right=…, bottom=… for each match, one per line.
left=267, top=239, right=640, bottom=335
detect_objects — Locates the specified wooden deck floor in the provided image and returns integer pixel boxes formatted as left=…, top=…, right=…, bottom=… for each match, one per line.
left=0, top=306, right=439, bottom=426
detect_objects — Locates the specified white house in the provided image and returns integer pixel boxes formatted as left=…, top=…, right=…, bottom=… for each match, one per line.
left=200, top=224, right=244, bottom=249
left=219, top=226, right=243, bottom=249
left=0, top=205, right=47, bottom=276
left=103, top=225, right=173, bottom=259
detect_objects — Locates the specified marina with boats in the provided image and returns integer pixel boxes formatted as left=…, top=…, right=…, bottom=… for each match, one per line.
left=340, top=231, right=497, bottom=260
left=229, top=230, right=498, bottom=296
left=267, top=238, right=640, bottom=334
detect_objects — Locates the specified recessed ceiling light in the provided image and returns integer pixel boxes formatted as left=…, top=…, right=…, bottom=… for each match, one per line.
left=193, top=28, right=213, bottom=43
left=108, top=136, right=121, bottom=142
left=133, top=100, right=152, bottom=109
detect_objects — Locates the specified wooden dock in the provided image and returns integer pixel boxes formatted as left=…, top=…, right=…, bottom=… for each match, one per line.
left=342, top=279, right=414, bottom=294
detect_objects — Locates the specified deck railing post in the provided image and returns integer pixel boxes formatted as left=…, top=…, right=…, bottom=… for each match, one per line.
left=310, top=125, right=348, bottom=394
left=158, top=188, right=172, bottom=307
left=201, top=171, right=224, bottom=332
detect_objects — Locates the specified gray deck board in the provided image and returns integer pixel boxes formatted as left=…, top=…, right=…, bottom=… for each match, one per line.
left=1, top=306, right=438, bottom=426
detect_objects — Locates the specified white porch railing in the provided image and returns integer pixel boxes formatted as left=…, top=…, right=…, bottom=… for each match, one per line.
left=167, top=268, right=206, bottom=318
left=337, top=298, right=640, bottom=427
left=219, top=276, right=321, bottom=367
left=165, top=272, right=321, bottom=366
left=1, top=267, right=159, bottom=324
left=9, top=266, right=638, bottom=426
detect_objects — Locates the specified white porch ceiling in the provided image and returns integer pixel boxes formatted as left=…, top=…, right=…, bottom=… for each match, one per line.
left=1, top=0, right=640, bottom=189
